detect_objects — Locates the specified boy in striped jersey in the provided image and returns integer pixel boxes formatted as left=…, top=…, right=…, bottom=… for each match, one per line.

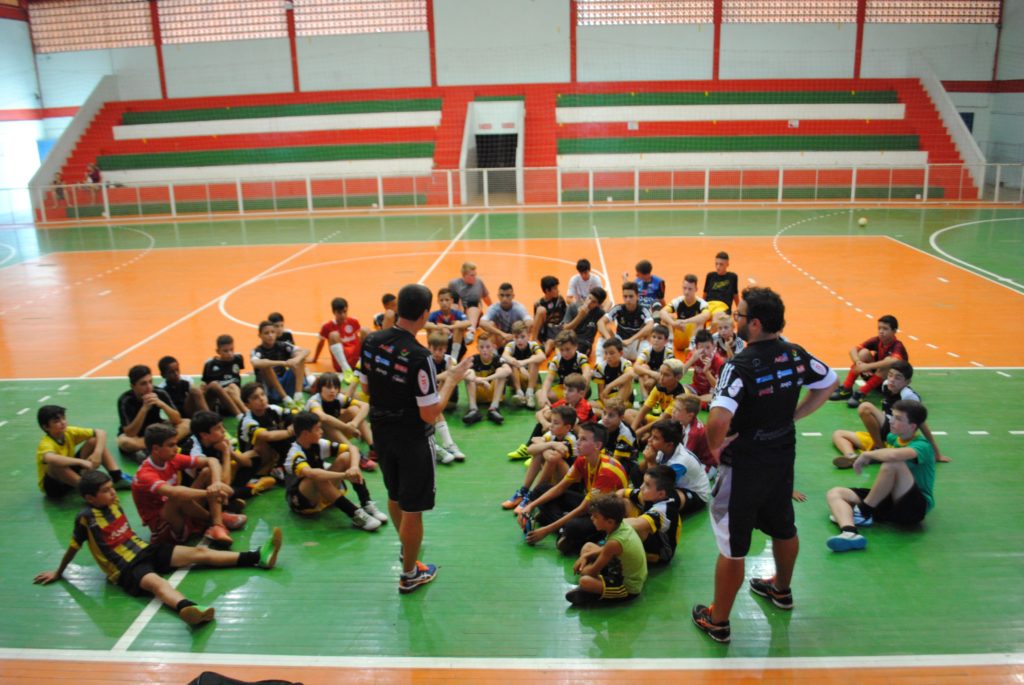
left=35, top=470, right=282, bottom=627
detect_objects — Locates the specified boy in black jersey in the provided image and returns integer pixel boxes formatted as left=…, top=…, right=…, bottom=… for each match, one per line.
left=238, top=383, right=295, bottom=484
left=251, top=320, right=309, bottom=407
left=601, top=398, right=640, bottom=485
left=462, top=330, right=512, bottom=425
left=563, top=287, right=608, bottom=358
left=158, top=355, right=208, bottom=419
left=599, top=281, right=653, bottom=362
left=373, top=293, right=397, bottom=331
left=35, top=470, right=282, bottom=628
left=703, top=251, right=740, bottom=315
left=284, top=412, right=387, bottom=531
left=304, top=372, right=376, bottom=472
left=501, top=320, right=547, bottom=409
left=267, top=312, right=295, bottom=345
left=618, top=464, right=681, bottom=564
left=594, top=337, right=635, bottom=413
left=202, top=335, right=247, bottom=419
left=539, top=330, right=592, bottom=409
left=116, top=365, right=190, bottom=460
left=532, top=275, right=569, bottom=355
left=633, top=325, right=675, bottom=403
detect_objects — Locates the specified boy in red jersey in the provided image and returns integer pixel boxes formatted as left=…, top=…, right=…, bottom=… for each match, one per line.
left=830, top=315, right=907, bottom=407
left=680, top=328, right=725, bottom=406
left=311, top=297, right=365, bottom=383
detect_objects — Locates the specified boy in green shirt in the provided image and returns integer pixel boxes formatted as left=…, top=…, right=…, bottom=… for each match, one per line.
left=565, top=494, right=647, bottom=606
left=825, top=400, right=935, bottom=552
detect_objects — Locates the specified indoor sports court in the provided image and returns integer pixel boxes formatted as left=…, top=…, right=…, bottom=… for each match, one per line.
left=1, top=1, right=1023, bottom=683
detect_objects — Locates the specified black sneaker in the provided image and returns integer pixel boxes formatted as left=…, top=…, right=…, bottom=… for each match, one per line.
left=486, top=408, right=504, bottom=424
left=749, top=577, right=794, bottom=610
left=462, top=409, right=483, bottom=425
left=565, top=587, right=599, bottom=606
left=692, top=604, right=731, bottom=643
left=829, top=387, right=852, bottom=401
left=846, top=391, right=864, bottom=408
left=555, top=534, right=574, bottom=556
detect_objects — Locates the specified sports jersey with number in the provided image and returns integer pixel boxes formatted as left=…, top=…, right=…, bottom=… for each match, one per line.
left=36, top=426, right=94, bottom=491
left=605, top=304, right=652, bottom=340
left=711, top=338, right=836, bottom=467
left=70, top=503, right=149, bottom=583
left=202, top=354, right=244, bottom=387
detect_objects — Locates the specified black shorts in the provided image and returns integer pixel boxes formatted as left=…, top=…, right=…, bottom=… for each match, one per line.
left=710, top=463, right=796, bottom=559
left=117, top=543, right=176, bottom=596
left=376, top=426, right=435, bottom=513
left=678, top=488, right=708, bottom=516
left=852, top=485, right=928, bottom=525
left=42, top=468, right=81, bottom=499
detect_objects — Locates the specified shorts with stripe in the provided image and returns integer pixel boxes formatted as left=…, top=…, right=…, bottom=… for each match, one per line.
left=710, top=462, right=796, bottom=559
left=598, top=557, right=635, bottom=601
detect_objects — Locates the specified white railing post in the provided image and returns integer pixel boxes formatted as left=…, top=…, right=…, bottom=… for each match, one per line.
left=483, top=169, right=490, bottom=208
left=236, top=179, right=244, bottom=215
left=921, top=166, right=929, bottom=202
left=777, top=168, right=784, bottom=203
left=703, top=168, right=710, bottom=203
left=101, top=183, right=110, bottom=219
left=994, top=165, right=1002, bottom=203
left=850, top=167, right=857, bottom=203
left=447, top=170, right=453, bottom=208
left=306, top=176, right=313, bottom=213
left=556, top=168, right=562, bottom=206
left=634, top=167, right=639, bottom=205
left=37, top=186, right=48, bottom=224
left=377, top=173, right=384, bottom=209
left=169, top=183, right=177, bottom=217
left=588, top=170, right=594, bottom=206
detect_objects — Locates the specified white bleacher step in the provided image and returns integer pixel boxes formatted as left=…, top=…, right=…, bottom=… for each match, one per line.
left=102, top=158, right=434, bottom=184
left=556, top=103, right=905, bottom=124
left=556, top=150, right=927, bottom=170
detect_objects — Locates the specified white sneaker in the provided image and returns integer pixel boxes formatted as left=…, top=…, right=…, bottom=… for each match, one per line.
left=526, top=393, right=536, bottom=409
left=445, top=442, right=466, bottom=462
left=434, top=441, right=456, bottom=465
left=352, top=508, right=382, bottom=531
left=362, top=500, right=389, bottom=523
left=513, top=390, right=526, bottom=406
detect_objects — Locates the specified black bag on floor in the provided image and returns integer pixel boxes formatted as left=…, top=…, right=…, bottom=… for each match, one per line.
left=187, top=672, right=302, bottom=685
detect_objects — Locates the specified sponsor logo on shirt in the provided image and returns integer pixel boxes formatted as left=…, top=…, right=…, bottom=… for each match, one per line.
left=394, top=363, right=408, bottom=373
left=774, top=354, right=788, bottom=363
left=418, top=369, right=430, bottom=394
left=756, top=374, right=773, bottom=384
left=758, top=387, right=774, bottom=396
left=810, top=359, right=827, bottom=376
left=796, top=364, right=805, bottom=373
left=375, top=355, right=391, bottom=367
left=777, top=368, right=793, bottom=378
left=780, top=380, right=793, bottom=389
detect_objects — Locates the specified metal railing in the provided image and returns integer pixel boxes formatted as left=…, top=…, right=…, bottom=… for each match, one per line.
left=3, top=162, right=1022, bottom=226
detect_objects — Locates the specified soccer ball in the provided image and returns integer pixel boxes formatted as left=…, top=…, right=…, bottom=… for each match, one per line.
left=858, top=217, right=868, bottom=227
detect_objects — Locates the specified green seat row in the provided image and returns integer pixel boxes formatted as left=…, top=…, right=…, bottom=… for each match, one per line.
left=121, top=99, right=443, bottom=125
left=556, top=91, right=899, bottom=107
left=558, top=134, right=919, bottom=155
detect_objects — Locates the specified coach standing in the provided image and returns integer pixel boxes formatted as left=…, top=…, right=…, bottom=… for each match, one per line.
left=692, top=287, right=837, bottom=643
left=359, top=284, right=471, bottom=594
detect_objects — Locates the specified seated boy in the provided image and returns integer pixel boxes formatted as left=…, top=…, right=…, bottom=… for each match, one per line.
left=238, top=382, right=296, bottom=484
left=201, top=334, right=247, bottom=419
left=679, top=328, right=725, bottom=406
left=284, top=411, right=387, bottom=531
left=641, top=419, right=710, bottom=516
left=618, top=464, right=681, bottom=565
left=539, top=330, right=592, bottom=409
left=310, top=297, right=363, bottom=382
left=826, top=400, right=935, bottom=552
left=268, top=312, right=295, bottom=345
left=157, top=356, right=208, bottom=419
left=632, top=325, right=675, bottom=402
left=521, top=422, right=629, bottom=556
left=34, top=470, right=282, bottom=627
left=600, top=399, right=639, bottom=486
left=628, top=358, right=687, bottom=438
left=37, top=405, right=131, bottom=498
left=670, top=394, right=714, bottom=470
left=116, top=364, right=190, bottom=461
left=832, top=360, right=949, bottom=468
left=567, top=258, right=604, bottom=306
left=373, top=292, right=397, bottom=331
left=710, top=312, right=745, bottom=360
left=462, top=330, right=512, bottom=425
left=426, top=333, right=465, bottom=463
left=507, top=373, right=594, bottom=462
left=532, top=275, right=568, bottom=355
left=565, top=494, right=647, bottom=606
left=181, top=410, right=269, bottom=501
left=830, top=315, right=907, bottom=407
left=562, top=288, right=608, bottom=360
left=132, top=423, right=246, bottom=546
left=501, top=320, right=547, bottom=409
left=305, top=372, right=377, bottom=471
left=251, top=320, right=309, bottom=406
left=660, top=274, right=711, bottom=355
left=426, top=287, right=470, bottom=361
left=594, top=337, right=634, bottom=413
left=623, top=259, right=665, bottom=312
left=502, top=405, right=579, bottom=511
left=599, top=281, right=653, bottom=361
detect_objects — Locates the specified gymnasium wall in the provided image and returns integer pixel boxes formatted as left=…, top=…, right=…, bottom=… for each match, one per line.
left=297, top=32, right=431, bottom=91
left=162, top=38, right=292, bottom=98
left=577, top=25, right=713, bottom=81
left=0, top=19, right=41, bottom=191
left=35, top=47, right=161, bottom=106
left=720, top=24, right=858, bottom=79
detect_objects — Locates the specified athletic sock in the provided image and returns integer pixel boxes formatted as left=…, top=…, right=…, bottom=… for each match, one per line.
left=843, top=367, right=858, bottom=390
left=353, top=482, right=371, bottom=507
left=858, top=502, right=876, bottom=519
left=176, top=599, right=196, bottom=612
left=841, top=525, right=858, bottom=534
left=451, top=342, right=462, bottom=359
left=334, top=495, right=358, bottom=517
left=530, top=423, right=544, bottom=439
left=237, top=550, right=260, bottom=567
left=330, top=342, right=352, bottom=373
left=109, top=469, right=124, bottom=481
left=859, top=375, right=883, bottom=395
left=435, top=420, right=453, bottom=447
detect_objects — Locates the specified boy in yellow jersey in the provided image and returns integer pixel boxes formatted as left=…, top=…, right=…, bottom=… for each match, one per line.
left=660, top=274, right=711, bottom=355
left=35, top=470, right=282, bottom=627
left=36, top=405, right=131, bottom=498
left=501, top=320, right=547, bottom=408
left=629, top=359, right=687, bottom=439
left=633, top=325, right=674, bottom=403
left=462, top=330, right=512, bottom=425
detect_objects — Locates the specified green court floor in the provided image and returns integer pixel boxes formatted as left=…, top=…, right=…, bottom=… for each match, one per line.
left=2, top=370, right=1023, bottom=658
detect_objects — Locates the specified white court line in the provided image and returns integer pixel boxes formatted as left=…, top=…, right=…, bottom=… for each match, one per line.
left=58, top=384, right=69, bottom=391
left=79, top=241, right=323, bottom=378
left=927, top=217, right=1024, bottom=290
left=97, top=289, right=111, bottom=296
left=591, top=223, right=615, bottom=306
left=2, top=647, right=1023, bottom=672
left=0, top=421, right=7, bottom=428
left=38, top=395, right=50, bottom=402
left=110, top=565, right=193, bottom=652
left=931, top=431, right=948, bottom=436
left=968, top=431, right=989, bottom=436
left=1010, top=431, right=1024, bottom=435
left=883, top=229, right=1024, bottom=296
left=16, top=408, right=28, bottom=415
left=801, top=432, right=823, bottom=437
left=0, top=243, right=16, bottom=268
left=417, top=213, right=479, bottom=284
left=998, top=371, right=1012, bottom=378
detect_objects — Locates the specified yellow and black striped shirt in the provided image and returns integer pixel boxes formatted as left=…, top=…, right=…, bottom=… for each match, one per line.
left=70, top=503, right=149, bottom=583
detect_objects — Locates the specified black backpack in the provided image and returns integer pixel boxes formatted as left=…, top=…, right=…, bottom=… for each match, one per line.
left=187, top=673, right=302, bottom=685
